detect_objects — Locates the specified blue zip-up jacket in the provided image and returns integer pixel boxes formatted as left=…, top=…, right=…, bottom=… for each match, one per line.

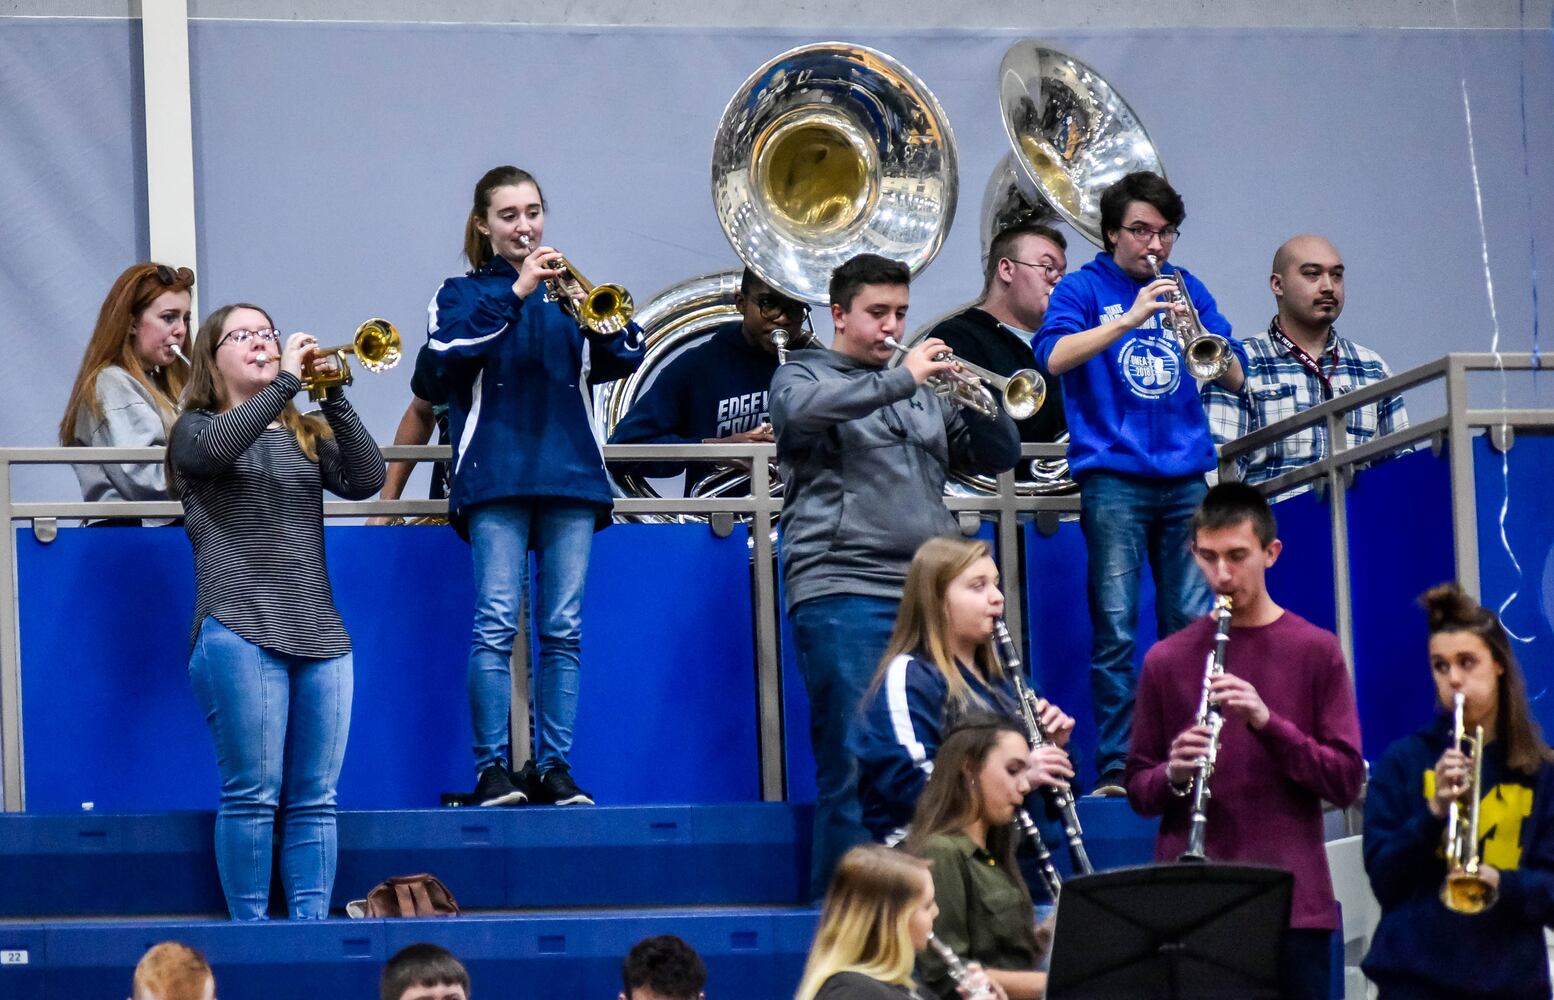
left=1362, top=716, right=1554, bottom=998
left=425, top=256, right=644, bottom=534
left=1033, top=252, right=1245, bottom=482
left=852, top=652, right=1070, bottom=868
left=607, top=321, right=778, bottom=478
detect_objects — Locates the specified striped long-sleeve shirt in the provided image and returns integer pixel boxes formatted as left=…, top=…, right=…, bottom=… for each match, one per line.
left=170, top=371, right=386, bottom=657
left=1201, top=322, right=1408, bottom=487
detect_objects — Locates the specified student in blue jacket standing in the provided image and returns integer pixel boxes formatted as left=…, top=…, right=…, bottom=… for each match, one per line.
left=426, top=165, right=644, bottom=808
left=1033, top=171, right=1247, bottom=794
left=1362, top=584, right=1554, bottom=1000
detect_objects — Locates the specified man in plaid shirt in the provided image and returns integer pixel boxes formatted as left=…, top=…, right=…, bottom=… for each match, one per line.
left=1202, top=235, right=1407, bottom=488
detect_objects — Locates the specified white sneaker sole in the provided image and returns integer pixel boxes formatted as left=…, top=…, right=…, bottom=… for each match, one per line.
left=478, top=790, right=528, bottom=807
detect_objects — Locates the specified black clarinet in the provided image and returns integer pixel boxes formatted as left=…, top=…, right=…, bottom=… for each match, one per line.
left=994, top=619, right=1094, bottom=876
left=1180, top=594, right=1234, bottom=863
left=1016, top=808, right=1063, bottom=901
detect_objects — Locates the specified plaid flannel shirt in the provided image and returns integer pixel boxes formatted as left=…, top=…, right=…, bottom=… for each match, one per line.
left=1201, top=322, right=1408, bottom=487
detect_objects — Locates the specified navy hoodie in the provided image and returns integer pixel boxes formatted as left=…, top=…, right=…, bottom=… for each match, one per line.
left=1362, top=716, right=1554, bottom=997
left=1033, top=252, right=1245, bottom=481
left=607, top=321, right=778, bottom=478
left=423, top=256, right=644, bottom=535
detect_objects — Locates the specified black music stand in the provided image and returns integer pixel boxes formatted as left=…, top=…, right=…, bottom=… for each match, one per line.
left=1046, top=863, right=1293, bottom=1000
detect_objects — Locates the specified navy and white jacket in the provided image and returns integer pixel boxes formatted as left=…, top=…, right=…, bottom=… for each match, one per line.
left=1034, top=252, right=1246, bottom=482
left=607, top=321, right=778, bottom=478
left=852, top=652, right=1068, bottom=857
left=424, top=255, right=644, bottom=534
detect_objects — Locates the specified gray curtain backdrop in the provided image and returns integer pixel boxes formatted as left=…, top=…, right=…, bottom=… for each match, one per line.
left=2, top=19, right=1552, bottom=501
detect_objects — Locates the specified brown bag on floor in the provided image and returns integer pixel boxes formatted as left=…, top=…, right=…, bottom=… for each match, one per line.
left=363, top=874, right=460, bottom=917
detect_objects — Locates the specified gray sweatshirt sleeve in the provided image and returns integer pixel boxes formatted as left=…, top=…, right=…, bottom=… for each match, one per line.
left=770, top=360, right=918, bottom=442
left=81, top=367, right=172, bottom=500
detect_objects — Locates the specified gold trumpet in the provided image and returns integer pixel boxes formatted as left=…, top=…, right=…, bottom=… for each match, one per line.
left=1441, top=691, right=1497, bottom=914
left=519, top=236, right=634, bottom=335
left=883, top=337, right=1046, bottom=421
left=302, top=319, right=401, bottom=401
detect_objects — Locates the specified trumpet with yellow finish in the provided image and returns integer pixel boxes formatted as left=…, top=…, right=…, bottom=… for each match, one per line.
left=302, top=319, right=401, bottom=401
left=1441, top=691, right=1498, bottom=914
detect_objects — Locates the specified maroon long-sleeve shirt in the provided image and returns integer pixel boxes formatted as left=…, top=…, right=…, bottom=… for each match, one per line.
left=1124, top=609, right=1364, bottom=930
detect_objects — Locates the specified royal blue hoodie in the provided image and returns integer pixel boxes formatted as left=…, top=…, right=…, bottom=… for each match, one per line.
left=424, top=256, right=644, bottom=535
left=1362, top=716, right=1554, bottom=998
left=1033, top=252, right=1244, bottom=481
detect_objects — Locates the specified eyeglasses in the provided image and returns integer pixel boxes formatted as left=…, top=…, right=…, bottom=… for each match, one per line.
left=1120, top=224, right=1181, bottom=245
left=754, top=295, right=810, bottom=322
left=1008, top=259, right=1066, bottom=281
left=155, top=264, right=195, bottom=285
left=218, top=327, right=280, bottom=347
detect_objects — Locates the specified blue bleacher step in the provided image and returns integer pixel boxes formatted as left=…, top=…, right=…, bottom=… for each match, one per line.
left=0, top=803, right=814, bottom=918
left=0, top=906, right=822, bottom=1000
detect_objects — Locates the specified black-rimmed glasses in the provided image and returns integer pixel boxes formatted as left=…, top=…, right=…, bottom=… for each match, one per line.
left=1008, top=259, right=1066, bottom=281
left=1120, top=224, right=1181, bottom=245
left=218, top=327, right=281, bottom=348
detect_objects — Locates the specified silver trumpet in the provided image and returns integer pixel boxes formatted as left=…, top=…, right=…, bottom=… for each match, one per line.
left=1181, top=594, right=1233, bottom=862
left=926, top=934, right=996, bottom=1000
left=170, top=343, right=191, bottom=366
left=883, top=336, right=1046, bottom=421
left=1145, top=254, right=1232, bottom=381
left=994, top=619, right=1093, bottom=876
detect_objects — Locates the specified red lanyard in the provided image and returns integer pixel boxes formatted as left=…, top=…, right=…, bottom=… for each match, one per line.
left=1268, top=319, right=1340, bottom=399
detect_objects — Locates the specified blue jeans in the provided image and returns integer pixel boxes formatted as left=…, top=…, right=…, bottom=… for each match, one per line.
left=1080, top=471, right=1211, bottom=778
left=467, top=499, right=595, bottom=776
left=790, top=594, right=898, bottom=899
left=188, top=617, right=352, bottom=921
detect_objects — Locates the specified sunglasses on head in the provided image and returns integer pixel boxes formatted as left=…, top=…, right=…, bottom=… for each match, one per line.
left=155, top=264, right=195, bottom=285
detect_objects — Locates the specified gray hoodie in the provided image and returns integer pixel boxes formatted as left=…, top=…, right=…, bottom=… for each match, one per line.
left=71, top=367, right=176, bottom=523
left=771, top=348, right=1020, bottom=611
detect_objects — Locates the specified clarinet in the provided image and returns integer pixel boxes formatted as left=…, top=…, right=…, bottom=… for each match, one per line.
left=1017, top=808, right=1063, bottom=900
left=926, top=934, right=996, bottom=999
left=994, top=619, right=1093, bottom=876
left=1180, top=594, right=1233, bottom=862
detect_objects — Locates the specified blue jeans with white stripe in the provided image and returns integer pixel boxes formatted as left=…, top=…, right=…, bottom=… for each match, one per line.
left=466, top=499, right=595, bottom=776
left=188, top=617, right=352, bottom=921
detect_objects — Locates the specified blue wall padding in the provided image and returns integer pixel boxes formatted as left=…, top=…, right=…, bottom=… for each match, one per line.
left=1474, top=435, right=1554, bottom=738
left=17, top=523, right=759, bottom=812
left=1346, top=449, right=1456, bottom=760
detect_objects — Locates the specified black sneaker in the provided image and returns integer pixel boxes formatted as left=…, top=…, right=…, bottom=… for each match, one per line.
left=473, top=764, right=527, bottom=807
left=509, top=759, right=540, bottom=800
left=539, top=764, right=594, bottom=806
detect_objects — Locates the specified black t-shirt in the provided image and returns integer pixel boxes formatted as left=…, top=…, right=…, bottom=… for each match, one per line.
left=814, top=971, right=929, bottom=1000
left=927, top=307, right=1067, bottom=444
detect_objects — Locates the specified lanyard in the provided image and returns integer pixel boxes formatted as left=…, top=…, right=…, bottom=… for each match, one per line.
left=1267, top=319, right=1340, bottom=399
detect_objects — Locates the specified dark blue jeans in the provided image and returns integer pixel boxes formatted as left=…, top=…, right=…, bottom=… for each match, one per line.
left=1080, top=471, right=1212, bottom=778
left=790, top=594, right=898, bottom=899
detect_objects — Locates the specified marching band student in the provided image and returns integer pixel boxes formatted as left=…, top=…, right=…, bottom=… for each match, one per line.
left=170, top=303, right=385, bottom=921
left=129, top=941, right=216, bottom=1000
left=380, top=943, right=471, bottom=1000
left=853, top=536, right=1076, bottom=853
left=1362, top=584, right=1554, bottom=1000
left=1124, top=482, right=1362, bottom=1000
left=61, top=262, right=194, bottom=525
left=904, top=718, right=1047, bottom=1000
left=422, top=165, right=644, bottom=808
left=620, top=935, right=707, bottom=1000
left=794, top=843, right=1002, bottom=1000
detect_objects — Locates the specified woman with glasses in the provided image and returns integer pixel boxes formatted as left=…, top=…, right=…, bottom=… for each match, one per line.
left=421, top=165, right=645, bottom=808
left=607, top=268, right=808, bottom=484
left=905, top=717, right=1049, bottom=1000
left=169, top=303, right=384, bottom=920
left=60, top=262, right=195, bottom=525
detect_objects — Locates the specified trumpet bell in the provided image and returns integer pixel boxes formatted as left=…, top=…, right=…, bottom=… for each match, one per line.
left=995, top=40, right=1164, bottom=247
left=580, top=284, right=634, bottom=335
left=1003, top=369, right=1047, bottom=421
left=353, top=319, right=401, bottom=373
left=1185, top=334, right=1232, bottom=382
left=1441, top=872, right=1498, bottom=914
left=712, top=42, right=958, bottom=303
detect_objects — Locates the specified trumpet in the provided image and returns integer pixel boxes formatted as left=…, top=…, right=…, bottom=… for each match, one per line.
left=170, top=343, right=191, bottom=366
left=994, top=619, right=1093, bottom=875
left=1180, top=594, right=1233, bottom=862
left=1441, top=691, right=1497, bottom=914
left=301, top=319, right=402, bottom=402
left=1145, top=254, right=1232, bottom=381
left=926, top=934, right=996, bottom=1000
left=519, top=235, right=635, bottom=336
left=883, top=337, right=1046, bottom=421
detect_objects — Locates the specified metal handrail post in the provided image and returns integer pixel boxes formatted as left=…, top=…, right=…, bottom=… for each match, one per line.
left=1325, top=411, right=1356, bottom=675
left=1444, top=356, right=1481, bottom=596
left=0, top=458, right=22, bottom=811
left=747, top=444, right=785, bottom=801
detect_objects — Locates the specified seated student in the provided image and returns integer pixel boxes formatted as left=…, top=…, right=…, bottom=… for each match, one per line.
left=607, top=269, right=807, bottom=483
left=853, top=536, right=1075, bottom=851
left=794, top=843, right=1000, bottom=1000
left=61, top=262, right=195, bottom=525
left=621, top=934, right=707, bottom=1000
left=1362, top=584, right=1554, bottom=1000
left=380, top=943, right=470, bottom=1000
left=129, top=941, right=215, bottom=1000
left=905, top=718, right=1049, bottom=1000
